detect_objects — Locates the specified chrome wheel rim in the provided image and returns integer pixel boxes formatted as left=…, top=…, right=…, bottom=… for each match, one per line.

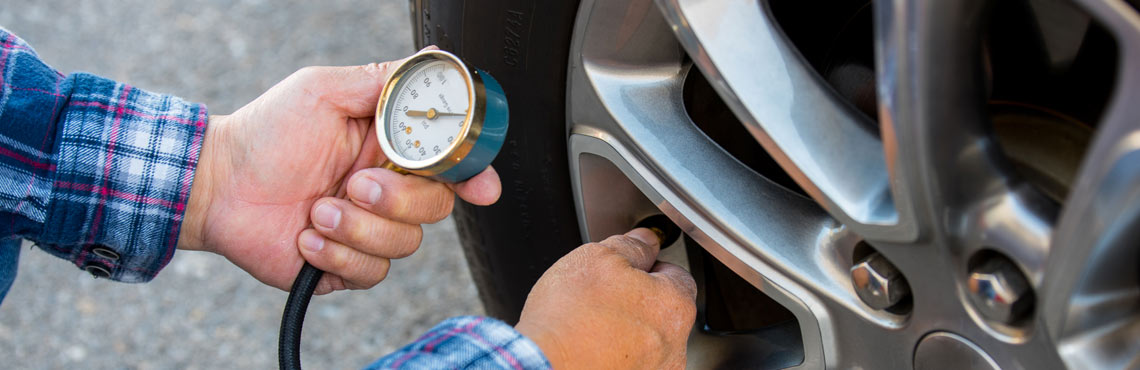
left=565, top=0, right=1140, bottom=368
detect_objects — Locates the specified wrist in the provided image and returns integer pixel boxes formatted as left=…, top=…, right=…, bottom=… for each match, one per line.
left=516, top=320, right=570, bottom=369
left=178, top=114, right=226, bottom=253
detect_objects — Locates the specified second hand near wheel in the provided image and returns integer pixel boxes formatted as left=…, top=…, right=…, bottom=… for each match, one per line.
left=278, top=49, right=509, bottom=370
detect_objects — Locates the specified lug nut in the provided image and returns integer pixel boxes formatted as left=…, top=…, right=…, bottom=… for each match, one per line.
left=967, top=257, right=1033, bottom=324
left=851, top=252, right=911, bottom=310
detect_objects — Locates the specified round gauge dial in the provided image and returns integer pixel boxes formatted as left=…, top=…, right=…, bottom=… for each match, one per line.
left=385, top=59, right=471, bottom=163
left=375, top=49, right=508, bottom=183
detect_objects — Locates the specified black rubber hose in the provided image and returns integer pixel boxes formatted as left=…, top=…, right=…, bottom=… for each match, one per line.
left=279, top=262, right=324, bottom=370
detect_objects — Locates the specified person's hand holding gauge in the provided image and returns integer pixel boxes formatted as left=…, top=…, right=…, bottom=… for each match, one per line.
left=279, top=49, right=509, bottom=370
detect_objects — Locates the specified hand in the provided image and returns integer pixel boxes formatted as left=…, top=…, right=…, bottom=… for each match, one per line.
left=515, top=229, right=697, bottom=369
left=178, top=48, right=502, bottom=294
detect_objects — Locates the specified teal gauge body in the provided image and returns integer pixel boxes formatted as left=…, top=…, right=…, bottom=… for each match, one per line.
left=376, top=50, right=509, bottom=183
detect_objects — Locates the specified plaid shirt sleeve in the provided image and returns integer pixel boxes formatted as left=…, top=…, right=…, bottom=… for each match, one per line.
left=0, top=27, right=206, bottom=283
left=368, top=316, right=551, bottom=370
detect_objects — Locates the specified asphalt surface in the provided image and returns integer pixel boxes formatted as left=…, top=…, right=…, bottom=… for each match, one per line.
left=0, top=1, right=486, bottom=368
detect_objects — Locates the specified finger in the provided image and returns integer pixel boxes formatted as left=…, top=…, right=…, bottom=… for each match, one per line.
left=447, top=166, right=502, bottom=206
left=314, top=274, right=347, bottom=296
left=597, top=228, right=662, bottom=271
left=337, top=118, right=388, bottom=198
left=293, top=64, right=398, bottom=118
left=310, top=198, right=425, bottom=258
left=650, top=261, right=698, bottom=301
left=296, top=46, right=438, bottom=118
left=346, top=168, right=455, bottom=224
left=297, top=229, right=393, bottom=289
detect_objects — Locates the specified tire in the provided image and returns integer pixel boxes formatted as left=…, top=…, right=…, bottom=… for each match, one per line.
left=411, top=0, right=583, bottom=323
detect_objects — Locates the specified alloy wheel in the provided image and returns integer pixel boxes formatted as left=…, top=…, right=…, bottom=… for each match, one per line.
left=565, top=0, right=1140, bottom=368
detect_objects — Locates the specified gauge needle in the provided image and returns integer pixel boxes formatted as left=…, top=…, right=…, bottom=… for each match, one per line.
left=406, top=108, right=465, bottom=120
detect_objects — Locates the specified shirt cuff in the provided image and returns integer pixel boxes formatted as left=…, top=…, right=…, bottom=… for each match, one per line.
left=36, top=72, right=207, bottom=283
left=367, top=316, right=551, bottom=370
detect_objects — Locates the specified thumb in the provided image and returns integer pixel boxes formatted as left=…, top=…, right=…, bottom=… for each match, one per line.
left=302, top=46, right=440, bottom=118
left=596, top=228, right=662, bottom=272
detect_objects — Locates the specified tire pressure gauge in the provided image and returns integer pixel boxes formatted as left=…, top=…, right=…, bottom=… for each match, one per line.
left=279, top=50, right=508, bottom=370
left=376, top=49, right=509, bottom=183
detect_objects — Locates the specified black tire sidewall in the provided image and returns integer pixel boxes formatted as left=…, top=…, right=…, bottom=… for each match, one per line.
left=415, top=0, right=584, bottom=323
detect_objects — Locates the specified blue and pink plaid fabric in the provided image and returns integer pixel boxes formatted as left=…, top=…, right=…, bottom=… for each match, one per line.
left=369, top=316, right=551, bottom=369
left=0, top=27, right=206, bottom=298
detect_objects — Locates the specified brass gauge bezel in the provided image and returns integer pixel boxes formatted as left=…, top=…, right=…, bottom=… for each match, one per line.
left=375, top=50, right=488, bottom=177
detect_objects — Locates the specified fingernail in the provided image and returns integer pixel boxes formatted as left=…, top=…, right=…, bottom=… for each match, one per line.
left=300, top=232, right=325, bottom=252
left=350, top=177, right=383, bottom=205
left=313, top=203, right=342, bottom=229
left=626, top=228, right=659, bottom=246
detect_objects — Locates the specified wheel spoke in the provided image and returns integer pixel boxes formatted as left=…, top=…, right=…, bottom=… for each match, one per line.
left=870, top=0, right=1069, bottom=366
left=875, top=0, right=1026, bottom=236
left=656, top=0, right=902, bottom=240
left=1040, top=1, right=1140, bottom=368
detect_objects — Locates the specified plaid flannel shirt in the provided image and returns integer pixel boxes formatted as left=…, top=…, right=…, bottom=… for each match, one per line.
left=369, top=316, right=551, bottom=369
left=0, top=27, right=206, bottom=300
left=0, top=28, right=550, bottom=369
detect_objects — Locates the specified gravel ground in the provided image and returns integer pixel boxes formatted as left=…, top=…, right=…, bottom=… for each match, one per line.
left=0, top=1, right=485, bottom=368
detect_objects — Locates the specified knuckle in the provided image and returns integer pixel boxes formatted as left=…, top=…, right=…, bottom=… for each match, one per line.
left=361, top=62, right=382, bottom=77
left=314, top=279, right=332, bottom=295
left=572, top=245, right=628, bottom=273
left=350, top=216, right=421, bottom=259
left=574, top=243, right=612, bottom=259
left=376, top=258, right=391, bottom=281
left=293, top=66, right=322, bottom=81
left=666, top=285, right=697, bottom=313
left=599, top=234, right=630, bottom=246
left=355, top=258, right=391, bottom=289
left=343, top=251, right=368, bottom=277
left=659, top=273, right=697, bottom=303
left=325, top=278, right=346, bottom=293
left=391, top=225, right=423, bottom=258
left=552, top=244, right=603, bottom=272
left=637, top=330, right=668, bottom=355
left=376, top=60, right=397, bottom=76
left=601, top=234, right=651, bottom=260
left=600, top=235, right=642, bottom=252
left=345, top=217, right=372, bottom=245
left=385, top=186, right=414, bottom=219
left=679, top=274, right=698, bottom=296
left=427, top=190, right=455, bottom=222
left=401, top=182, right=453, bottom=222
left=326, top=245, right=350, bottom=273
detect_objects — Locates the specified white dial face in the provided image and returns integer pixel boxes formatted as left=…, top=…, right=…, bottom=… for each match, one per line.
left=386, top=60, right=471, bottom=162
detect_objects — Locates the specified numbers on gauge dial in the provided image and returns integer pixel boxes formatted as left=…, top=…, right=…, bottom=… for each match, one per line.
left=388, top=60, right=470, bottom=162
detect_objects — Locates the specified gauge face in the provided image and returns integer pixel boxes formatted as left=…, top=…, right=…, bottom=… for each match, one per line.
left=385, top=59, right=471, bottom=163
